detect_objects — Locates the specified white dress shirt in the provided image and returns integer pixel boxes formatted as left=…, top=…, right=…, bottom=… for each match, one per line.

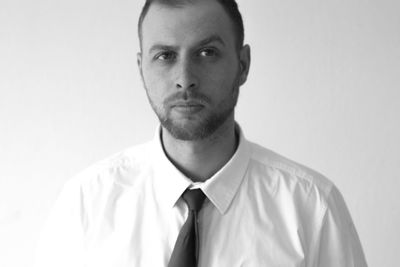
left=35, top=125, right=367, bottom=267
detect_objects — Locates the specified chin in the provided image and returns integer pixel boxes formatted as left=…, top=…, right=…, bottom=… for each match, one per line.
left=162, top=119, right=210, bottom=141
left=163, top=113, right=233, bottom=141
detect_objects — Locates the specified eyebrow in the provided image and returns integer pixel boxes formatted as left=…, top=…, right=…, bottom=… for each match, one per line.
left=148, top=44, right=178, bottom=55
left=197, top=34, right=226, bottom=47
left=148, top=34, right=226, bottom=54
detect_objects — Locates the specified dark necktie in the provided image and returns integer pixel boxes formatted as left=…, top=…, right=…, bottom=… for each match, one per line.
left=168, top=189, right=206, bottom=267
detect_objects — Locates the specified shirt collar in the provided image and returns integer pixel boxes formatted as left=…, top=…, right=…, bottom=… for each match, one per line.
left=202, top=124, right=251, bottom=214
left=151, top=123, right=251, bottom=215
left=151, top=126, right=193, bottom=209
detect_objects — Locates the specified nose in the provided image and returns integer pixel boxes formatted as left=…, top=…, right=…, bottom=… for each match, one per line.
left=175, top=59, right=199, bottom=91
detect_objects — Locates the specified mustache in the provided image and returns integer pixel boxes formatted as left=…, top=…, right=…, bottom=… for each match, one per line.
left=164, top=91, right=210, bottom=106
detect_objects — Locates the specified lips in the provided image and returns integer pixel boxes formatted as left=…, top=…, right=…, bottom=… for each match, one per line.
left=170, top=101, right=205, bottom=114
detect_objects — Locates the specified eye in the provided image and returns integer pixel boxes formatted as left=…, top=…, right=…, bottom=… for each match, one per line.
left=155, top=51, right=176, bottom=61
left=198, top=48, right=218, bottom=57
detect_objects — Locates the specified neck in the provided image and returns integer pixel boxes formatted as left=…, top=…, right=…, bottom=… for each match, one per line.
left=161, top=118, right=238, bottom=182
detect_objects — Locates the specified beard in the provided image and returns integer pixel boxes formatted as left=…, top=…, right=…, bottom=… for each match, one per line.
left=160, top=103, right=234, bottom=141
left=146, top=88, right=239, bottom=141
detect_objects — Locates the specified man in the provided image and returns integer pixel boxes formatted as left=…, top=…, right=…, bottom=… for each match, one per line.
left=35, top=0, right=368, bottom=266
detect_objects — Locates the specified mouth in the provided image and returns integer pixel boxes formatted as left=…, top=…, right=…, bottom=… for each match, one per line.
left=170, top=101, right=205, bottom=114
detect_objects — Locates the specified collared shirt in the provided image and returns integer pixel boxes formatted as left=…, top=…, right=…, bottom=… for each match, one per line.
left=35, top=125, right=367, bottom=267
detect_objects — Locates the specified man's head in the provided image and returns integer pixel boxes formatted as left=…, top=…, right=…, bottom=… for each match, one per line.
left=137, top=0, right=250, bottom=140
left=138, top=0, right=245, bottom=52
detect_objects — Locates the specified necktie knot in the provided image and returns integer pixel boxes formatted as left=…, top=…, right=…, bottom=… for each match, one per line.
left=182, top=189, right=206, bottom=212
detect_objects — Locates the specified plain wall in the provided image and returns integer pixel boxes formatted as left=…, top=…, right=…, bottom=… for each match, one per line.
left=1, top=0, right=399, bottom=266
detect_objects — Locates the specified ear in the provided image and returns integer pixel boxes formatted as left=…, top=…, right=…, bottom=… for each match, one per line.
left=137, top=52, right=143, bottom=71
left=137, top=52, right=145, bottom=83
left=238, top=44, right=251, bottom=86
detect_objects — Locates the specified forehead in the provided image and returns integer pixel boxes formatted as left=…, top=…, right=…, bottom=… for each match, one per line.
left=141, top=0, right=236, bottom=51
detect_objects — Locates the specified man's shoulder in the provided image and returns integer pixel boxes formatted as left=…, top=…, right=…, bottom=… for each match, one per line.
left=247, top=141, right=335, bottom=199
left=66, top=141, right=154, bottom=191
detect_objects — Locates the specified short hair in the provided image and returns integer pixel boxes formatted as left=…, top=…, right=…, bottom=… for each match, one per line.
left=138, top=0, right=244, bottom=51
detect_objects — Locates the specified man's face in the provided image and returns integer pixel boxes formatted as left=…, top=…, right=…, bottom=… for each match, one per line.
left=138, top=0, right=250, bottom=140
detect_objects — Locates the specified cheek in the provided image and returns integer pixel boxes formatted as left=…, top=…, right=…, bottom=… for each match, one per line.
left=203, top=62, right=239, bottom=92
left=143, top=67, right=171, bottom=99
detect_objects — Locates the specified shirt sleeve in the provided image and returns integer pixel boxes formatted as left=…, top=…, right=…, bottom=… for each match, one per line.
left=34, top=179, right=86, bottom=267
left=311, top=185, right=368, bottom=267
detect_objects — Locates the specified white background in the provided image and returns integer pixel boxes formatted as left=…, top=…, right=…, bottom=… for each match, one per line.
left=1, top=0, right=399, bottom=266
